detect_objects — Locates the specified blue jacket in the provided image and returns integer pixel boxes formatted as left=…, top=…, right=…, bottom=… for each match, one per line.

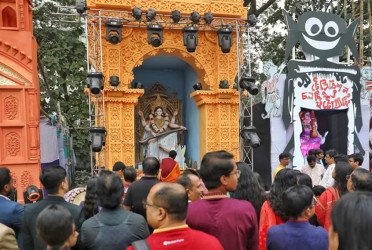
left=267, top=221, right=328, bottom=250
left=0, top=196, right=24, bottom=249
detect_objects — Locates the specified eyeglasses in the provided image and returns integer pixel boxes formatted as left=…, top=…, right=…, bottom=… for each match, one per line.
left=142, top=200, right=161, bottom=209
left=230, top=170, right=241, bottom=178
left=310, top=197, right=317, bottom=208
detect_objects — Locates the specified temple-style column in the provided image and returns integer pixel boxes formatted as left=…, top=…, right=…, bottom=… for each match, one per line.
left=191, top=89, right=240, bottom=161
left=104, top=88, right=144, bottom=168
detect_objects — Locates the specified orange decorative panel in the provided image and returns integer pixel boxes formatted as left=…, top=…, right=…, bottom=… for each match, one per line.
left=0, top=0, right=40, bottom=204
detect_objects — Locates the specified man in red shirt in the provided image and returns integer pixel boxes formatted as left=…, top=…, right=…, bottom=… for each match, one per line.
left=128, top=182, right=223, bottom=250
left=186, top=151, right=258, bottom=250
left=160, top=150, right=180, bottom=182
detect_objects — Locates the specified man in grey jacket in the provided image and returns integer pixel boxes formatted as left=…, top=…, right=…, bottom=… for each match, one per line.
left=81, top=171, right=149, bottom=250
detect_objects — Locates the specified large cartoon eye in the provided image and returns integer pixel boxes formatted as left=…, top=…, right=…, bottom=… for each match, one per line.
left=324, top=21, right=339, bottom=38
left=305, top=17, right=323, bottom=37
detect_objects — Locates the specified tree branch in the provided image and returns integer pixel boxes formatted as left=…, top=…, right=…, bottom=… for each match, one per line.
left=255, top=0, right=277, bottom=17
left=37, top=54, right=58, bottom=111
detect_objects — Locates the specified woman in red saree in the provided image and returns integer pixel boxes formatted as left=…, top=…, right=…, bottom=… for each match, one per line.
left=315, top=161, right=353, bottom=231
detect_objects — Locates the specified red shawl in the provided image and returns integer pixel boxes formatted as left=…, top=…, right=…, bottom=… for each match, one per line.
left=258, top=200, right=284, bottom=250
left=315, top=187, right=340, bottom=231
left=160, top=158, right=180, bottom=182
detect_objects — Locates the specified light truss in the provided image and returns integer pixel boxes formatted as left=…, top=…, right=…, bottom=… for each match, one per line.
left=236, top=22, right=255, bottom=170
left=85, top=14, right=107, bottom=176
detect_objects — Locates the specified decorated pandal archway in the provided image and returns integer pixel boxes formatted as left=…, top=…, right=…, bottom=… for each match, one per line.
left=86, top=0, right=247, bottom=170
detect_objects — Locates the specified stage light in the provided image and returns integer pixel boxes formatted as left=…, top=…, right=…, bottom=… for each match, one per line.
left=76, top=0, right=87, bottom=15
left=105, top=19, right=122, bottom=44
left=171, top=10, right=181, bottom=23
left=23, top=185, right=43, bottom=204
left=190, top=11, right=201, bottom=24
left=132, top=7, right=142, bottom=20
left=146, top=8, right=156, bottom=22
left=241, top=126, right=260, bottom=148
left=133, top=82, right=144, bottom=89
left=247, top=14, right=257, bottom=26
left=193, top=82, right=202, bottom=90
left=218, top=26, right=232, bottom=53
left=90, top=127, right=106, bottom=152
left=183, top=26, right=198, bottom=52
left=109, top=76, right=120, bottom=87
left=87, top=72, right=104, bottom=95
left=148, top=23, right=163, bottom=47
left=203, top=12, right=214, bottom=25
left=239, top=77, right=259, bottom=95
left=219, top=80, right=229, bottom=89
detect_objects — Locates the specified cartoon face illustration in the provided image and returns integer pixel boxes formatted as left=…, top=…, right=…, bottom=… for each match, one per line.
left=283, top=10, right=360, bottom=61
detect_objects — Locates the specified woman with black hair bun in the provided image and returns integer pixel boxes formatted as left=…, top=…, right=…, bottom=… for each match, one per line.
left=82, top=177, right=100, bottom=220
left=258, top=168, right=299, bottom=250
left=230, top=162, right=266, bottom=222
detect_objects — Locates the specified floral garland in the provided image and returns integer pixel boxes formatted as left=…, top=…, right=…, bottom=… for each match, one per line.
left=149, top=113, right=169, bottom=133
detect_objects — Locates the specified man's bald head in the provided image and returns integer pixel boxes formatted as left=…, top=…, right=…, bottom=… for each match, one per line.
left=149, top=182, right=188, bottom=222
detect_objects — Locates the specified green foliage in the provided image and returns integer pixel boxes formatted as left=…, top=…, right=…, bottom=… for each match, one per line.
left=33, top=0, right=90, bottom=167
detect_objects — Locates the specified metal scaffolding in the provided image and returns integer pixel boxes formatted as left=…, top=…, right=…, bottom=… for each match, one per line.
left=85, top=13, right=107, bottom=176
left=236, top=22, right=255, bottom=169
left=350, top=0, right=372, bottom=67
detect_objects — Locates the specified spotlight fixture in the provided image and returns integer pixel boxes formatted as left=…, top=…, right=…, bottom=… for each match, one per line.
left=90, top=127, right=106, bottom=152
left=171, top=10, right=181, bottom=23
left=133, top=82, right=144, bottom=89
left=132, top=7, right=142, bottom=20
left=241, top=126, right=260, bottom=148
left=247, top=14, right=257, bottom=26
left=239, top=76, right=259, bottom=95
left=23, top=185, right=43, bottom=204
left=190, top=11, right=201, bottom=24
left=203, top=12, right=214, bottom=25
left=218, top=26, right=233, bottom=53
left=183, top=26, right=198, bottom=52
left=146, top=8, right=157, bottom=22
left=193, top=82, right=202, bottom=90
left=76, top=0, right=87, bottom=15
left=105, top=19, right=122, bottom=44
left=219, top=80, right=229, bottom=89
left=109, top=76, right=120, bottom=87
left=87, top=72, right=104, bottom=95
left=148, top=23, right=163, bottom=47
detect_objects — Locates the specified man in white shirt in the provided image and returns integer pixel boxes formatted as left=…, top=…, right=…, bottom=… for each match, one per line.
left=319, top=149, right=337, bottom=189
left=301, top=155, right=325, bottom=186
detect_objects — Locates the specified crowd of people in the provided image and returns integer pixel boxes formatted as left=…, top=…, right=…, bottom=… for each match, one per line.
left=1, top=149, right=372, bottom=250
